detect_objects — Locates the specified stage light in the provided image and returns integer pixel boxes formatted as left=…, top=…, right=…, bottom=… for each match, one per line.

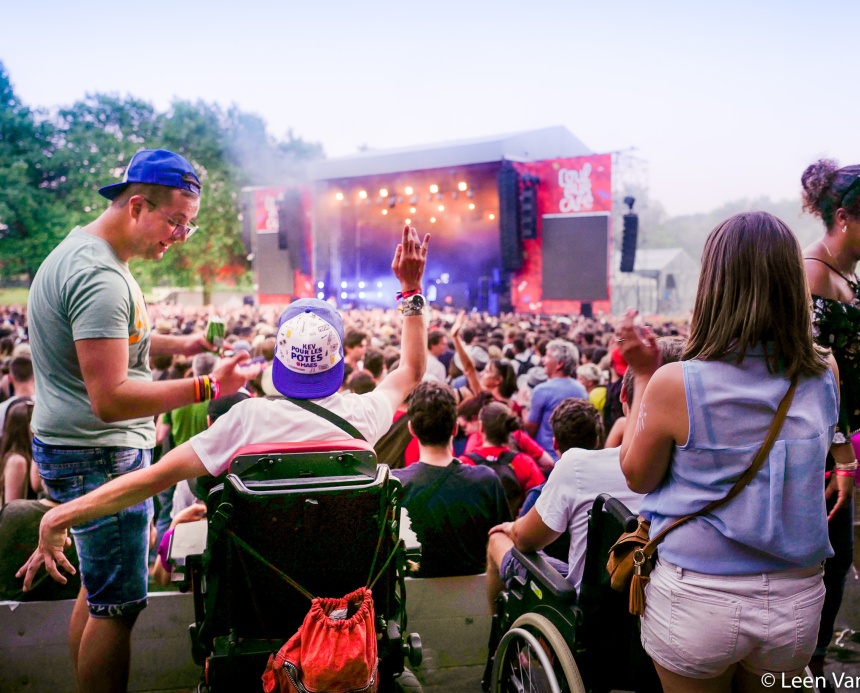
left=359, top=292, right=365, bottom=299
left=429, top=184, right=439, bottom=194
left=358, top=281, right=365, bottom=289
left=335, top=192, right=344, bottom=201
left=430, top=217, right=436, bottom=223
left=468, top=203, right=475, bottom=210
left=341, top=292, right=348, bottom=299
left=380, top=188, right=389, bottom=198
left=317, top=281, right=325, bottom=289
left=341, top=281, right=348, bottom=288
left=358, top=190, right=367, bottom=199
left=377, top=292, right=382, bottom=298
left=409, top=195, right=418, bottom=205
left=376, top=281, right=383, bottom=288
left=458, top=182, right=468, bottom=192
left=489, top=213, right=496, bottom=220
left=382, top=209, right=388, bottom=215
left=410, top=207, right=416, bottom=214
left=405, top=218, right=412, bottom=225
left=438, top=205, right=445, bottom=212
left=405, top=186, right=413, bottom=195
left=317, top=292, right=325, bottom=299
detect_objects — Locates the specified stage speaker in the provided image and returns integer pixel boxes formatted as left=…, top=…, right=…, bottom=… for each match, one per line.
left=498, top=162, right=523, bottom=271
left=541, top=214, right=609, bottom=301
left=620, top=213, right=638, bottom=272
left=520, top=184, right=537, bottom=240
left=278, top=190, right=311, bottom=274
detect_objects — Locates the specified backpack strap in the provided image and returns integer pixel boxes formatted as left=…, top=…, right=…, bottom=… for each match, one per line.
left=266, top=395, right=366, bottom=441
left=497, top=450, right=519, bottom=467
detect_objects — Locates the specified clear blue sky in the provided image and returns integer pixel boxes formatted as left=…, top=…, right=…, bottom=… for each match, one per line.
left=3, top=0, right=857, bottom=216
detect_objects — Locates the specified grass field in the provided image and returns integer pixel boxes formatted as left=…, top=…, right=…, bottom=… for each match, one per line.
left=0, top=288, right=29, bottom=306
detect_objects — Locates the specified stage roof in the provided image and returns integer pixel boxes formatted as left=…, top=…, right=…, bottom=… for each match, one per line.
left=308, top=126, right=592, bottom=182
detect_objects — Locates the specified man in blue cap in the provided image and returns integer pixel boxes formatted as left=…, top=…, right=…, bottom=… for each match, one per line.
left=25, top=149, right=257, bottom=693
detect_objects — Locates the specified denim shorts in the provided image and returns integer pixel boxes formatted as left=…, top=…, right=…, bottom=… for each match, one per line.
left=641, top=559, right=825, bottom=679
left=32, top=438, right=154, bottom=619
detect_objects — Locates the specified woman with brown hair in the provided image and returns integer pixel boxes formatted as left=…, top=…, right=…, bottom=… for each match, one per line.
left=800, top=159, right=860, bottom=684
left=0, top=399, right=39, bottom=506
left=618, top=211, right=838, bottom=692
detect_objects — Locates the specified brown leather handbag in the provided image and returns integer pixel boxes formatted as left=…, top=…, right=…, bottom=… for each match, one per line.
left=607, top=376, right=798, bottom=616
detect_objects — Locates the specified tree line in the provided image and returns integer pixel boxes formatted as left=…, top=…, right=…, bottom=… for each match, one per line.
left=0, top=60, right=323, bottom=299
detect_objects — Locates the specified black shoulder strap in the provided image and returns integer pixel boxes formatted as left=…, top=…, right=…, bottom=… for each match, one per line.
left=266, top=395, right=366, bottom=441
left=803, top=256, right=859, bottom=287
left=466, top=450, right=518, bottom=467
left=497, top=450, right=518, bottom=466
left=465, top=452, right=485, bottom=465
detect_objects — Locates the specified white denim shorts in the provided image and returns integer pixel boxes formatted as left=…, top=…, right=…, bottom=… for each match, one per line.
left=640, top=558, right=825, bottom=679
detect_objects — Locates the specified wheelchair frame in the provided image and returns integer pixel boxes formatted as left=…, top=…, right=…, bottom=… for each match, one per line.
left=173, top=440, right=422, bottom=692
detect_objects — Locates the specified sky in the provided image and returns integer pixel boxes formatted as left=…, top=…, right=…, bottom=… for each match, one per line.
left=3, top=0, right=858, bottom=216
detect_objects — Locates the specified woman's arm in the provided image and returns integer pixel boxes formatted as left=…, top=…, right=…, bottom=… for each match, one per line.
left=451, top=311, right=481, bottom=396
left=3, top=453, right=28, bottom=502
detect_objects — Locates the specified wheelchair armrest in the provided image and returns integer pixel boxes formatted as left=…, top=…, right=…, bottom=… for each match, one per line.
left=510, top=547, right=578, bottom=604
left=167, top=520, right=208, bottom=562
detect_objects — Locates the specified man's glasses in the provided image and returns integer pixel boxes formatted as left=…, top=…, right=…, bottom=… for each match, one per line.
left=142, top=197, right=199, bottom=240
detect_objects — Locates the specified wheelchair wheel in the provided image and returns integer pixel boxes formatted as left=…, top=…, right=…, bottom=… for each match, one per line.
left=491, top=613, right=585, bottom=693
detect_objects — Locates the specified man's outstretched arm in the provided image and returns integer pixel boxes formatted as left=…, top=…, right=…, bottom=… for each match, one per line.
left=17, top=443, right=207, bottom=589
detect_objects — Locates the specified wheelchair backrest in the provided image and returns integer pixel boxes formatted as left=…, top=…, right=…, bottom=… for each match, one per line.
left=228, top=440, right=378, bottom=482
left=202, top=444, right=401, bottom=642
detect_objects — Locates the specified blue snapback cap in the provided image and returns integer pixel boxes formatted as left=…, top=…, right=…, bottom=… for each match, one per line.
left=99, top=149, right=201, bottom=200
left=272, top=299, right=345, bottom=400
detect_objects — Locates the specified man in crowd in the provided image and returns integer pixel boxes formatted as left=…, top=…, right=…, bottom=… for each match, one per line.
left=24, top=149, right=256, bottom=693
left=19, top=225, right=430, bottom=681
left=343, top=329, right=368, bottom=371
left=524, top=339, right=587, bottom=460
left=0, top=355, right=35, bottom=437
left=393, top=381, right=510, bottom=576
left=426, top=329, right=449, bottom=382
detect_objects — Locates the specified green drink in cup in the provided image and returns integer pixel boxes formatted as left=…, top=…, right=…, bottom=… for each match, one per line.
left=206, top=316, right=225, bottom=352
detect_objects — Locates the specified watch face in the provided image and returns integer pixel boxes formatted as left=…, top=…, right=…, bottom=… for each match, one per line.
left=411, top=294, right=425, bottom=309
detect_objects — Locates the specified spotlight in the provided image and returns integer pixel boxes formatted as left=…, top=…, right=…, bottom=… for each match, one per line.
left=341, top=291, right=347, bottom=299
left=358, top=190, right=367, bottom=199
left=405, top=186, right=414, bottom=195
left=380, top=188, right=389, bottom=198
left=335, top=192, right=344, bottom=201
left=430, top=217, right=436, bottom=223
left=489, top=213, right=496, bottom=220
left=438, top=205, right=445, bottom=212
left=376, top=281, right=383, bottom=288
left=468, top=203, right=475, bottom=210
left=382, top=209, right=388, bottom=215
left=405, top=218, right=412, bottom=225
left=410, top=207, right=416, bottom=214
left=458, top=181, right=468, bottom=192
left=317, top=292, right=324, bottom=299
left=429, top=184, right=439, bottom=194
left=341, top=281, right=348, bottom=289
left=317, top=281, right=325, bottom=289
left=358, top=281, right=365, bottom=289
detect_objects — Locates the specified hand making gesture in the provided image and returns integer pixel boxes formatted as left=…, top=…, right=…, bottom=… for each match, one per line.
left=392, top=225, right=430, bottom=293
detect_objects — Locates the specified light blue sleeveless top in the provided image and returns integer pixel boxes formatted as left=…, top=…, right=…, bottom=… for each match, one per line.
left=640, top=348, right=838, bottom=574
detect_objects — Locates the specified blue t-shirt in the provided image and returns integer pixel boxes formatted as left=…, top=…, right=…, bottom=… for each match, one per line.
left=528, top=378, right=588, bottom=459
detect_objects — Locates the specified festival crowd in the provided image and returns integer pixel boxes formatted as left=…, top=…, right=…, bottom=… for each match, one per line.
left=0, top=149, right=858, bottom=693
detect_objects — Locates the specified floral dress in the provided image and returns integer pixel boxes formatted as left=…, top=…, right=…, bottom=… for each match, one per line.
left=809, top=261, right=860, bottom=447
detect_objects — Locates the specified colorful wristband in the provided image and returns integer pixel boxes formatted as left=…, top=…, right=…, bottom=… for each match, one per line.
left=396, top=288, right=421, bottom=300
left=210, top=376, right=221, bottom=400
left=834, top=469, right=857, bottom=478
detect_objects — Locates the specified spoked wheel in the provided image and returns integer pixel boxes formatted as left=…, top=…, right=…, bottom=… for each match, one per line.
left=491, top=613, right=585, bottom=693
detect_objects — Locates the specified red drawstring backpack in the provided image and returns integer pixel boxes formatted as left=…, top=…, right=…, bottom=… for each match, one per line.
left=262, top=587, right=378, bottom=693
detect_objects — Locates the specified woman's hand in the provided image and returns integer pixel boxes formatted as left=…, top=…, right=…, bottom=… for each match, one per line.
left=616, top=308, right=661, bottom=377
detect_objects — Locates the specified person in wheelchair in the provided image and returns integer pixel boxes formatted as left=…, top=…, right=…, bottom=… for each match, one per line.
left=392, top=381, right=510, bottom=577
left=485, top=337, right=685, bottom=609
left=18, top=225, right=431, bottom=594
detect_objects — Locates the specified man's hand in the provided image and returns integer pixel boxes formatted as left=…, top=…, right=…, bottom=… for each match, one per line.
left=392, top=225, right=429, bottom=292
left=212, top=351, right=261, bottom=396
left=182, top=332, right=216, bottom=356
left=16, top=509, right=76, bottom=589
left=488, top=521, right=515, bottom=538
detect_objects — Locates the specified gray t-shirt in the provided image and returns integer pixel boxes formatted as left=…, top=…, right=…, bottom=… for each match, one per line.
left=28, top=227, right=155, bottom=448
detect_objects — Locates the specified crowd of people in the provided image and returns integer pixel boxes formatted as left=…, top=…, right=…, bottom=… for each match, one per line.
left=0, top=148, right=857, bottom=693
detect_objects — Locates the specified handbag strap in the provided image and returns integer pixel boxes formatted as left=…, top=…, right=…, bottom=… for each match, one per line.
left=641, top=375, right=799, bottom=558
left=267, top=395, right=367, bottom=441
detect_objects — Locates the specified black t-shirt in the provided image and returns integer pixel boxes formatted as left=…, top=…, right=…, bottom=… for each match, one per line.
left=392, top=460, right=511, bottom=578
left=0, top=500, right=81, bottom=601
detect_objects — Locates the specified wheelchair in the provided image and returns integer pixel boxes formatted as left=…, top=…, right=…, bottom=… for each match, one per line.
left=484, top=493, right=662, bottom=693
left=171, top=440, right=423, bottom=692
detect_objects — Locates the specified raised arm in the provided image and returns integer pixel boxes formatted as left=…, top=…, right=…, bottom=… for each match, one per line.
left=451, top=311, right=481, bottom=396
left=375, top=225, right=430, bottom=410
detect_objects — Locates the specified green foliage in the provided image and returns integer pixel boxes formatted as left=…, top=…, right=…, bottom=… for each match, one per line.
left=0, top=60, right=324, bottom=289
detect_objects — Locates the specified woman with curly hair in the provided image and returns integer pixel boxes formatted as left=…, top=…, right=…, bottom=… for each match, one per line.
left=801, top=158, right=860, bottom=684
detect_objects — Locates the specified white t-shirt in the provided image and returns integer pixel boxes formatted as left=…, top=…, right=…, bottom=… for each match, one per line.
left=426, top=354, right=447, bottom=383
left=534, top=446, right=642, bottom=591
left=190, top=391, right=394, bottom=477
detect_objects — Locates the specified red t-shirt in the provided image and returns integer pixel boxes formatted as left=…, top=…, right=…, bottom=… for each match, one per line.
left=458, top=445, right=545, bottom=492
left=464, top=429, right=548, bottom=460
left=392, top=410, right=422, bottom=467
